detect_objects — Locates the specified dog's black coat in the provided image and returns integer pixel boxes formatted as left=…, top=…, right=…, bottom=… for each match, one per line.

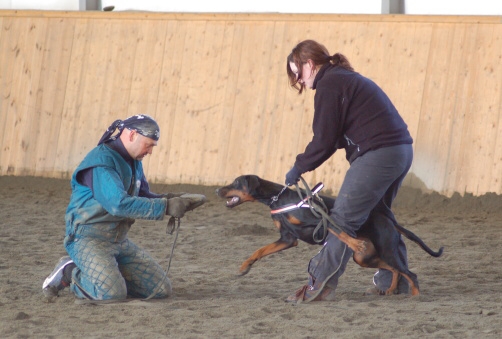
left=217, top=175, right=443, bottom=295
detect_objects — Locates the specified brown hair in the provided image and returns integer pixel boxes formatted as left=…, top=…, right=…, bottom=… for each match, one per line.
left=286, top=39, right=354, bottom=94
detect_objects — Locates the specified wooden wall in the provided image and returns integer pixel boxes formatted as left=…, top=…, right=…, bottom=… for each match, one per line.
left=0, top=11, right=501, bottom=196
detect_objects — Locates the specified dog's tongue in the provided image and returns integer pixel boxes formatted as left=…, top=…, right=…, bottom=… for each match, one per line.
left=227, top=197, right=239, bottom=206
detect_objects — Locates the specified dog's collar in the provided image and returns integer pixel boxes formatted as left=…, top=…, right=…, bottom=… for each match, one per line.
left=270, top=183, right=324, bottom=215
left=268, top=185, right=289, bottom=207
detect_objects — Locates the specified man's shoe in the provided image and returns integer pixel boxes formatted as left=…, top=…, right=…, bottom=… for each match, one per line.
left=42, top=256, right=75, bottom=298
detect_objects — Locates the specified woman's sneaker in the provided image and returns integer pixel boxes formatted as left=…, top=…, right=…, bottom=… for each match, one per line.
left=285, top=274, right=336, bottom=303
left=42, top=256, right=75, bottom=298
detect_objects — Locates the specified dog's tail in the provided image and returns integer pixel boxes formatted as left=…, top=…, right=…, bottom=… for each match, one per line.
left=395, top=224, right=444, bottom=257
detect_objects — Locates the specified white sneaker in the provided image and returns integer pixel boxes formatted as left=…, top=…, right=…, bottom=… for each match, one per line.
left=42, top=256, right=75, bottom=297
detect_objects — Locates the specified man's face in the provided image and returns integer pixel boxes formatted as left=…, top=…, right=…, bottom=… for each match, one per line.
left=126, top=129, right=157, bottom=161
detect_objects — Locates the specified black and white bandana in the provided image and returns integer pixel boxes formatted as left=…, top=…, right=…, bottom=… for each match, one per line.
left=97, top=114, right=160, bottom=145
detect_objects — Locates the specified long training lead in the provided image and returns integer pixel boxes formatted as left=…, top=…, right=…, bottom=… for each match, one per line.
left=142, top=216, right=181, bottom=301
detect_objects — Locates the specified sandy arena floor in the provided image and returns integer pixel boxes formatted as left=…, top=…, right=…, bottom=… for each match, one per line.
left=0, top=176, right=501, bottom=338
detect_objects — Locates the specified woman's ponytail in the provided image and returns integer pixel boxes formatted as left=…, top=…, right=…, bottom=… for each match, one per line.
left=331, top=53, right=354, bottom=71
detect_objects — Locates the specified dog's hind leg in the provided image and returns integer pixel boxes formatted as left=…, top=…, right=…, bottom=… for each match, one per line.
left=328, top=229, right=368, bottom=254
left=384, top=270, right=400, bottom=295
left=397, top=271, right=420, bottom=296
left=352, top=242, right=417, bottom=296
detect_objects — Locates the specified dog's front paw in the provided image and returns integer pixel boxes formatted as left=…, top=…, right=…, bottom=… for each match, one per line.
left=238, top=268, right=250, bottom=276
left=239, top=261, right=254, bottom=276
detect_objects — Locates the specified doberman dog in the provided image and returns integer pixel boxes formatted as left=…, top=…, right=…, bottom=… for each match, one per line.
left=217, top=175, right=444, bottom=296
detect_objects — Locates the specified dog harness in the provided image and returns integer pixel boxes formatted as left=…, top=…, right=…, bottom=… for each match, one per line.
left=270, top=182, right=325, bottom=215
left=270, top=177, right=346, bottom=244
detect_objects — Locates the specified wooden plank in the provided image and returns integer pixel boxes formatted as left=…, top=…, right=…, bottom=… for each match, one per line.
left=178, top=20, right=230, bottom=184
left=429, top=23, right=469, bottom=195
left=192, top=20, right=237, bottom=185
left=57, top=19, right=138, bottom=176
left=149, top=20, right=188, bottom=184
left=244, top=20, right=298, bottom=181
left=160, top=20, right=209, bottom=184
left=17, top=18, right=48, bottom=176
left=0, top=17, right=25, bottom=174
left=218, top=21, right=246, bottom=179
left=86, top=20, right=138, bottom=145
left=413, top=23, right=458, bottom=193
left=254, top=21, right=288, bottom=183
left=33, top=17, right=75, bottom=176
left=125, top=20, right=169, bottom=180
left=201, top=19, right=245, bottom=185
left=0, top=16, right=14, bottom=175
left=488, top=23, right=502, bottom=194
left=439, top=23, right=482, bottom=195
left=221, top=21, right=291, bottom=182
left=52, top=19, right=89, bottom=178
left=456, top=24, right=502, bottom=195
left=1, top=17, right=47, bottom=176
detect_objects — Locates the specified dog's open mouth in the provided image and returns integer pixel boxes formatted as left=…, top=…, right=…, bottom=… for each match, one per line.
left=226, top=196, right=241, bottom=208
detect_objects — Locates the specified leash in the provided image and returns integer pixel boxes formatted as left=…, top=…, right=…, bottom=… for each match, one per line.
left=297, top=177, right=345, bottom=240
left=268, top=185, right=289, bottom=206
left=271, top=176, right=344, bottom=243
left=142, top=216, right=181, bottom=301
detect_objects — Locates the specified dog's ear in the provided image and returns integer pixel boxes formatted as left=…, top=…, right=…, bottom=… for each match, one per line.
left=244, top=175, right=260, bottom=194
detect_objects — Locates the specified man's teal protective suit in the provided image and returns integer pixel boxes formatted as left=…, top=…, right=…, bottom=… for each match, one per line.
left=64, top=144, right=170, bottom=300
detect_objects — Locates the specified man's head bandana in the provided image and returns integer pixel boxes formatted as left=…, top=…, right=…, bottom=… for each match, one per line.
left=98, top=114, right=160, bottom=145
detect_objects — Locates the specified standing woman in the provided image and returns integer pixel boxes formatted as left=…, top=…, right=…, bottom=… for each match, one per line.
left=284, top=40, right=414, bottom=303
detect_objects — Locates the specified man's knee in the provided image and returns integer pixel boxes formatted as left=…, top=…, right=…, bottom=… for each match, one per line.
left=70, top=279, right=127, bottom=300
left=101, top=282, right=128, bottom=300
left=79, top=275, right=128, bottom=300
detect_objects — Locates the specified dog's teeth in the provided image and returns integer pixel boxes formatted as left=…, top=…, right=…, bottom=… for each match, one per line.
left=226, top=197, right=239, bottom=206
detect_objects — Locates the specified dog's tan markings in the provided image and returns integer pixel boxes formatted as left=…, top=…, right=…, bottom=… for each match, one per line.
left=286, top=215, right=302, bottom=225
left=273, top=220, right=281, bottom=230
left=382, top=269, right=418, bottom=296
left=330, top=229, right=368, bottom=253
left=239, top=240, right=299, bottom=275
left=223, top=189, right=256, bottom=203
left=350, top=234, right=420, bottom=296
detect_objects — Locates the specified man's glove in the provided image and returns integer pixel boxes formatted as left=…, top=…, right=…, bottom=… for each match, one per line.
left=179, top=193, right=207, bottom=212
left=165, top=194, right=207, bottom=218
left=162, top=192, right=187, bottom=199
left=166, top=197, right=188, bottom=218
left=285, top=166, right=302, bottom=186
